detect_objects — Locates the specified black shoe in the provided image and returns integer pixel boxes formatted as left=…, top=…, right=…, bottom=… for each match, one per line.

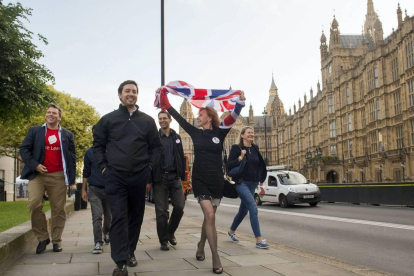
left=169, top=233, right=177, bottom=245
left=53, top=244, right=63, bottom=252
left=36, top=238, right=50, bottom=254
left=112, top=265, right=128, bottom=276
left=104, top=233, right=110, bottom=244
left=160, top=242, right=169, bottom=251
left=127, top=254, right=137, bottom=267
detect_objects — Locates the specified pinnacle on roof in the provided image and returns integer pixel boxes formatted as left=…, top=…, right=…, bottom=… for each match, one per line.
left=332, top=15, right=339, bottom=28
left=270, top=73, right=277, bottom=90
left=320, top=30, right=327, bottom=43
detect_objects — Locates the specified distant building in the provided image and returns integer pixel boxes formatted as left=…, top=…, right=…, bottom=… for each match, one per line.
left=180, top=0, right=414, bottom=183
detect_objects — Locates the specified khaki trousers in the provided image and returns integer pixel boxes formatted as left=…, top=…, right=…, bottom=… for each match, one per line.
left=28, top=171, right=67, bottom=244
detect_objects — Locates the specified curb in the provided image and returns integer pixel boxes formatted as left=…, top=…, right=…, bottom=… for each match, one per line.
left=0, top=201, right=75, bottom=274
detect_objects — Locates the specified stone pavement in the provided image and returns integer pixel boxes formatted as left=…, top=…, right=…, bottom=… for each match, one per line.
left=3, top=204, right=393, bottom=276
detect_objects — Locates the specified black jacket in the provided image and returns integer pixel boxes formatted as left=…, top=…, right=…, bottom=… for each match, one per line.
left=20, top=125, right=76, bottom=184
left=227, top=144, right=267, bottom=184
left=93, top=104, right=162, bottom=175
left=151, top=128, right=186, bottom=184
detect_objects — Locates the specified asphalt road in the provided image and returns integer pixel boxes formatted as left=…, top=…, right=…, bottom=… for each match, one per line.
left=167, top=198, right=414, bottom=276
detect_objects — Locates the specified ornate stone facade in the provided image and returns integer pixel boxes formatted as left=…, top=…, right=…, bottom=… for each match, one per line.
left=180, top=0, right=414, bottom=183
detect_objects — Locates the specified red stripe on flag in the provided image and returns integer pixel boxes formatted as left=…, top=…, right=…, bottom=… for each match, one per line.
left=192, top=89, right=208, bottom=100
left=223, top=114, right=236, bottom=126
left=178, top=81, right=190, bottom=87
left=221, top=101, right=235, bottom=111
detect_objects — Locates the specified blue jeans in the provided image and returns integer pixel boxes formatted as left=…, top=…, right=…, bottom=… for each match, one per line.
left=230, top=181, right=261, bottom=237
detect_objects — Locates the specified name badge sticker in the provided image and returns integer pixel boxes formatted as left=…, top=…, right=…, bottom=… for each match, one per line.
left=176, top=139, right=181, bottom=144
left=48, top=135, right=57, bottom=144
left=212, top=137, right=220, bottom=144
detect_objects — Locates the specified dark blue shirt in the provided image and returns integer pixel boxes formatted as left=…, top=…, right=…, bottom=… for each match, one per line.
left=242, top=145, right=260, bottom=182
left=160, top=129, right=176, bottom=172
left=82, top=147, right=105, bottom=187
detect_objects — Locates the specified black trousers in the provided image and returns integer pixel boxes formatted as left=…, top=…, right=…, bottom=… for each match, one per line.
left=105, top=166, right=150, bottom=263
left=153, top=173, right=185, bottom=243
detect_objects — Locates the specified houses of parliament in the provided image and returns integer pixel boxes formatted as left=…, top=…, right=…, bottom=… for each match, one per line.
left=179, top=0, right=414, bottom=184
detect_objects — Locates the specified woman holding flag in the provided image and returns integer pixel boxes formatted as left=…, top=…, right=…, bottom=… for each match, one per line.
left=156, top=82, right=245, bottom=274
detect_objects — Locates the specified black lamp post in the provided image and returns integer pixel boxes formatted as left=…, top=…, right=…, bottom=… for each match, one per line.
left=161, top=0, right=165, bottom=86
left=306, top=149, right=312, bottom=160
left=401, top=161, right=405, bottom=182
left=314, top=146, right=322, bottom=157
left=262, top=107, right=268, bottom=165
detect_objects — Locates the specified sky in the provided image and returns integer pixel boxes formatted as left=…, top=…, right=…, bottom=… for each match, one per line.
left=6, top=0, right=414, bottom=130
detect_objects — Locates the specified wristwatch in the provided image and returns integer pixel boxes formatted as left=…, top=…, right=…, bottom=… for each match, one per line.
left=238, top=156, right=243, bottom=162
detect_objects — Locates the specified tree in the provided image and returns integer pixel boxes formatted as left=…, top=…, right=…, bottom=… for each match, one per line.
left=0, top=86, right=100, bottom=177
left=0, top=2, right=55, bottom=123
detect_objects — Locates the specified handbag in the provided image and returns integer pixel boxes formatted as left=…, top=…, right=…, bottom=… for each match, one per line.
left=222, top=149, right=239, bottom=198
left=228, top=157, right=247, bottom=178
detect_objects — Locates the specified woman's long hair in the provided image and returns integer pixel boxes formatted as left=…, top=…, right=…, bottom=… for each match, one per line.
left=199, top=107, right=221, bottom=128
left=238, top=126, right=254, bottom=148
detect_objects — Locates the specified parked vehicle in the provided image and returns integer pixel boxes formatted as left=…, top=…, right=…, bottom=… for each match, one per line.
left=254, top=165, right=321, bottom=207
left=147, top=155, right=192, bottom=203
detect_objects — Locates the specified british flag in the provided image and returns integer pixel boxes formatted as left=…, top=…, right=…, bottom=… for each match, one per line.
left=154, top=80, right=243, bottom=113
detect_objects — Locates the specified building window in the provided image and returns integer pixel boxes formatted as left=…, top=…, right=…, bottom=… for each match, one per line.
left=328, top=95, right=334, bottom=113
left=287, top=127, right=291, bottom=139
left=370, top=131, right=378, bottom=154
left=344, top=140, right=349, bottom=159
left=359, top=80, right=364, bottom=101
left=376, top=98, right=381, bottom=120
left=391, top=56, right=399, bottom=82
left=394, top=91, right=402, bottom=115
left=408, top=78, right=414, bottom=107
left=374, top=66, right=379, bottom=88
left=328, top=64, right=332, bottom=74
left=297, top=139, right=300, bottom=152
left=297, top=120, right=300, bottom=135
left=329, top=121, right=335, bottom=137
left=361, top=107, right=366, bottom=129
left=369, top=100, right=376, bottom=122
left=346, top=85, right=350, bottom=105
left=396, top=125, right=403, bottom=149
left=308, top=113, right=311, bottom=127
left=330, top=145, right=336, bottom=155
left=349, top=140, right=353, bottom=157
left=411, top=119, right=414, bottom=145
left=348, top=113, right=352, bottom=131
left=308, top=133, right=312, bottom=148
left=268, top=138, right=271, bottom=148
left=406, top=39, right=413, bottom=69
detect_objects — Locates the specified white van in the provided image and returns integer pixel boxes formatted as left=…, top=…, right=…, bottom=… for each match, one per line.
left=254, top=165, right=321, bottom=207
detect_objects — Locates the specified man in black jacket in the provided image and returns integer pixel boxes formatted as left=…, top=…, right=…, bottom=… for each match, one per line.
left=149, top=111, right=186, bottom=251
left=93, top=80, right=162, bottom=276
left=20, top=104, right=76, bottom=254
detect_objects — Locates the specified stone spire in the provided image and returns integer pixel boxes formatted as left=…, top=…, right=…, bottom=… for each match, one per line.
left=179, top=99, right=194, bottom=125
left=310, top=87, right=314, bottom=100
left=364, top=0, right=382, bottom=45
left=249, top=103, right=254, bottom=127
left=320, top=30, right=328, bottom=59
left=269, top=73, right=278, bottom=95
left=329, top=15, right=341, bottom=49
left=397, top=3, right=403, bottom=28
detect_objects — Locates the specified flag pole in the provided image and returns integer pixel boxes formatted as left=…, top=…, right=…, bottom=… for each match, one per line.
left=161, top=0, right=165, bottom=86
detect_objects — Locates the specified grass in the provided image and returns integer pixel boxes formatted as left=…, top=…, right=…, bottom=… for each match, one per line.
left=0, top=201, right=51, bottom=232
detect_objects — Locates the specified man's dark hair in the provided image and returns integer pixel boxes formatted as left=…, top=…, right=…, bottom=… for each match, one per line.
left=158, top=110, right=171, bottom=119
left=47, top=103, right=62, bottom=118
left=118, top=80, right=138, bottom=94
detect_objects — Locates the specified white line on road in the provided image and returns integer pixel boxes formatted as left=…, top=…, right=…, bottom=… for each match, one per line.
left=187, top=199, right=414, bottom=231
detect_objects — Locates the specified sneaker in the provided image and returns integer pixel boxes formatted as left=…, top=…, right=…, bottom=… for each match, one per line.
left=92, top=242, right=102, bottom=254
left=227, top=232, right=239, bottom=243
left=127, top=254, right=137, bottom=267
left=112, top=264, right=128, bottom=276
left=256, top=239, right=269, bottom=249
left=104, top=233, right=110, bottom=244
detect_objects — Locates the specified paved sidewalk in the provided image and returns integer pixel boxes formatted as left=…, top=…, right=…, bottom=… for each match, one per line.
left=3, top=204, right=393, bottom=276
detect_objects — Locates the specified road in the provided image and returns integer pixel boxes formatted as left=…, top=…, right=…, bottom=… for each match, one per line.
left=163, top=198, right=414, bottom=276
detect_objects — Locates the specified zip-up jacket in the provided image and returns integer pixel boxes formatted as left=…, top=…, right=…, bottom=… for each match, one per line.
left=93, top=104, right=162, bottom=175
left=151, top=128, right=186, bottom=184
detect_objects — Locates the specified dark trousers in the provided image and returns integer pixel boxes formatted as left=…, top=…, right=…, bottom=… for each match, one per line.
left=153, top=173, right=185, bottom=244
left=105, top=166, right=150, bottom=263
left=88, top=185, right=112, bottom=244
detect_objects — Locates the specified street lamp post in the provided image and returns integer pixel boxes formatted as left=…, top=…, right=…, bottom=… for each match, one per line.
left=262, top=107, right=268, bottom=165
left=161, top=0, right=165, bottom=86
left=401, top=161, right=405, bottom=182
left=345, top=169, right=348, bottom=183
left=360, top=167, right=364, bottom=183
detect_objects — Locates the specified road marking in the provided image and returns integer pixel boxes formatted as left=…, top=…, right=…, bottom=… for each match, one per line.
left=187, top=199, right=414, bottom=231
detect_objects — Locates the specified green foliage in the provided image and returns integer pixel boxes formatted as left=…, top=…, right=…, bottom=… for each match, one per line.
left=0, top=2, right=55, bottom=123
left=0, top=201, right=50, bottom=232
left=322, top=156, right=339, bottom=163
left=0, top=86, right=100, bottom=177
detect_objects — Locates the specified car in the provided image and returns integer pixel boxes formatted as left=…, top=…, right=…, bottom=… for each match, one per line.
left=254, top=165, right=321, bottom=208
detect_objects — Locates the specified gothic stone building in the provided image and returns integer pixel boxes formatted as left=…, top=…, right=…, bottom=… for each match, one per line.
left=179, top=0, right=414, bottom=183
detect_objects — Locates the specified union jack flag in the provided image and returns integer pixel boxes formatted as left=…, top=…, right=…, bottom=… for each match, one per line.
left=154, top=80, right=243, bottom=113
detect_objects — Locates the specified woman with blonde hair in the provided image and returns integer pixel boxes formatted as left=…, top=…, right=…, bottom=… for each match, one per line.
left=157, top=89, right=245, bottom=274
left=227, top=126, right=268, bottom=248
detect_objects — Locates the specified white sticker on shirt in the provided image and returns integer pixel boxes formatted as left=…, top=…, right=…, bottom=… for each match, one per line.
left=48, top=135, right=57, bottom=145
left=212, top=137, right=220, bottom=144
left=176, top=139, right=181, bottom=144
